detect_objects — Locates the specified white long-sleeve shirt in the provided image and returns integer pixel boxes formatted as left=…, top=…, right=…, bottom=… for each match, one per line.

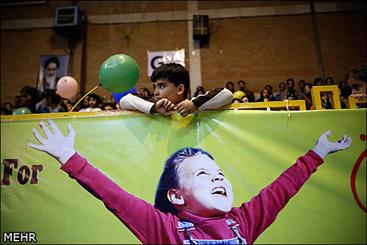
left=120, top=88, right=233, bottom=114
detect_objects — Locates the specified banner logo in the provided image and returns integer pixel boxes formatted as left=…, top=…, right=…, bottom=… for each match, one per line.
left=350, top=133, right=366, bottom=213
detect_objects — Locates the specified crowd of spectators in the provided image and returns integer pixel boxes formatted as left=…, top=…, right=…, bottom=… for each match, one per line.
left=1, top=64, right=365, bottom=115
left=0, top=86, right=119, bottom=115
left=223, top=63, right=366, bottom=110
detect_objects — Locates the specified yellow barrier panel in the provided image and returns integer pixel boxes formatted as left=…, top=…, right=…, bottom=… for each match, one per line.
left=1, top=101, right=306, bottom=123
left=0, top=110, right=143, bottom=121
left=348, top=95, right=367, bottom=109
left=311, top=85, right=341, bottom=110
left=223, top=100, right=306, bottom=111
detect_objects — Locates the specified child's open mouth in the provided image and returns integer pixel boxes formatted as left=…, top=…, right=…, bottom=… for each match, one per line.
left=211, top=186, right=227, bottom=196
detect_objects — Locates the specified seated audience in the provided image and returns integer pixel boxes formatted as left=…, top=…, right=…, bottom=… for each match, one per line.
left=348, top=63, right=366, bottom=97
left=257, top=87, right=275, bottom=102
left=264, top=84, right=276, bottom=101
left=35, top=89, right=65, bottom=113
left=275, top=82, right=287, bottom=101
left=238, top=80, right=255, bottom=102
left=15, top=86, right=40, bottom=113
left=325, top=77, right=335, bottom=85
left=79, top=93, right=103, bottom=112
left=297, top=80, right=306, bottom=98
left=338, top=80, right=352, bottom=108
left=0, top=102, right=14, bottom=115
left=286, top=78, right=297, bottom=100
left=298, top=83, right=314, bottom=110
left=313, top=77, right=324, bottom=86
left=225, top=81, right=235, bottom=93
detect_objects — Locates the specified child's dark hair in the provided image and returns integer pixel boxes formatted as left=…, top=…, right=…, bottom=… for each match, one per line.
left=151, top=63, right=190, bottom=99
left=88, top=93, right=102, bottom=105
left=154, top=147, right=214, bottom=214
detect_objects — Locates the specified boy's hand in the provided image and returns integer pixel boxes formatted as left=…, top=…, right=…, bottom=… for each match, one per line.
left=176, top=99, right=197, bottom=117
left=154, top=98, right=175, bottom=116
left=27, top=119, right=76, bottom=165
left=312, top=130, right=352, bottom=159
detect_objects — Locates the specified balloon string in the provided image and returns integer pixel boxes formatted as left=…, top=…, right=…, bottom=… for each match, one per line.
left=69, top=84, right=100, bottom=112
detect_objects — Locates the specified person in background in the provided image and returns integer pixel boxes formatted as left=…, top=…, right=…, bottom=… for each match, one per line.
left=264, top=84, right=276, bottom=101
left=348, top=63, right=366, bottom=108
left=35, top=89, right=65, bottom=113
left=275, top=82, right=287, bottom=101
left=313, top=77, right=324, bottom=86
left=338, top=80, right=353, bottom=108
left=298, top=83, right=314, bottom=110
left=62, top=99, right=74, bottom=112
left=103, top=102, right=117, bottom=111
left=348, top=63, right=366, bottom=97
left=16, top=86, right=40, bottom=113
left=0, top=102, right=14, bottom=115
left=324, top=77, right=334, bottom=85
left=232, top=90, right=247, bottom=103
left=193, top=86, right=206, bottom=97
left=75, top=94, right=91, bottom=111
left=286, top=78, right=297, bottom=100
left=79, top=93, right=103, bottom=112
left=257, top=87, right=275, bottom=102
left=297, top=80, right=306, bottom=99
left=225, top=81, right=235, bottom=93
left=319, top=77, right=334, bottom=109
left=238, top=80, right=255, bottom=102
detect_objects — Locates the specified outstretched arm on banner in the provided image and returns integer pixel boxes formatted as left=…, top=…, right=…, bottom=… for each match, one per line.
left=312, top=130, right=352, bottom=159
left=27, top=119, right=76, bottom=165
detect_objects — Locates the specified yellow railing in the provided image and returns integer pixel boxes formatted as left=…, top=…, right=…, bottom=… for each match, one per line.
left=311, top=85, right=341, bottom=109
left=347, top=95, right=367, bottom=109
left=223, top=100, right=306, bottom=111
left=1, top=100, right=310, bottom=121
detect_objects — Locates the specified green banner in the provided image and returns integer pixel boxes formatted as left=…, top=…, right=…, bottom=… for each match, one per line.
left=1, top=109, right=366, bottom=244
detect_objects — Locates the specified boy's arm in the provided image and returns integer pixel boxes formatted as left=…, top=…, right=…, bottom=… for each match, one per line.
left=61, top=153, right=177, bottom=244
left=191, top=88, right=233, bottom=111
left=232, top=131, right=351, bottom=244
left=119, top=93, right=157, bottom=114
left=120, top=94, right=175, bottom=116
left=175, top=88, right=233, bottom=117
left=27, top=119, right=177, bottom=244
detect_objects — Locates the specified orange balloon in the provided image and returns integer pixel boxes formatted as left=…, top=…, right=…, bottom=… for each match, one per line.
left=56, top=76, right=79, bottom=99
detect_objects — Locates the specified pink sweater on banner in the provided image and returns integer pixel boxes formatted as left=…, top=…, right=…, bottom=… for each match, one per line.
left=61, top=150, right=323, bottom=244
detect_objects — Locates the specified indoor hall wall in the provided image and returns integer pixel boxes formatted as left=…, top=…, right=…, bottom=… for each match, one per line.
left=0, top=1, right=187, bottom=20
left=317, top=12, right=366, bottom=80
left=200, top=12, right=366, bottom=94
left=0, top=20, right=188, bottom=103
left=84, top=20, right=188, bottom=98
left=0, top=28, right=83, bottom=104
left=1, top=5, right=366, bottom=103
left=200, top=14, right=317, bottom=93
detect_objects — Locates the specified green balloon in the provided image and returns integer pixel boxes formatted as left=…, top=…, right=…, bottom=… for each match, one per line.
left=99, top=54, right=140, bottom=93
left=13, top=107, right=32, bottom=115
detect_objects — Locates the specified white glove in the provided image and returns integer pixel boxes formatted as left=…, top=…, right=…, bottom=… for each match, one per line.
left=27, top=119, right=76, bottom=165
left=312, top=130, right=352, bottom=159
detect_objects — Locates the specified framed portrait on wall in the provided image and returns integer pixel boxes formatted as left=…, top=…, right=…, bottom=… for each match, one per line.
left=37, top=55, right=69, bottom=94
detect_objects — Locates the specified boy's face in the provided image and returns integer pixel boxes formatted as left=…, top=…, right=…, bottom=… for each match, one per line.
left=152, top=79, right=184, bottom=104
left=175, top=154, right=234, bottom=217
